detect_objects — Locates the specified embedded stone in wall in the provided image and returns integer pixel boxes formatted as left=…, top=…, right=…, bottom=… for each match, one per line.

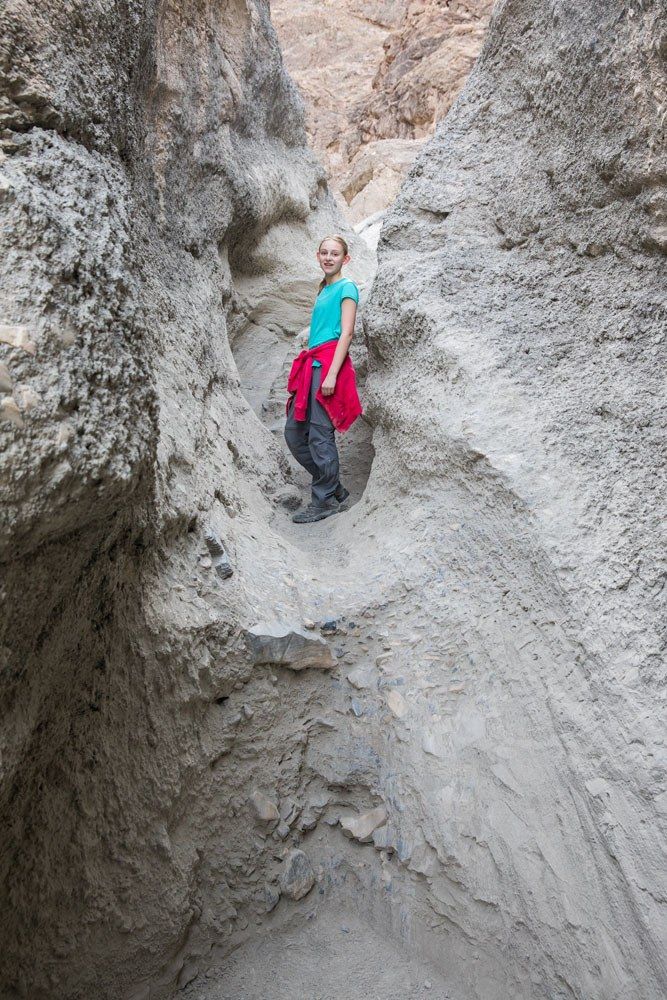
left=340, top=805, right=388, bottom=843
left=280, top=849, right=315, bottom=901
left=244, top=622, right=336, bottom=671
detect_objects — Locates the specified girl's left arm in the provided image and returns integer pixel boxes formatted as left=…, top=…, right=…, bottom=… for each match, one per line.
left=320, top=298, right=357, bottom=395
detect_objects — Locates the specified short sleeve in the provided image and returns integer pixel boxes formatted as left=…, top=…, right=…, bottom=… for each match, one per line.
left=341, top=280, right=359, bottom=304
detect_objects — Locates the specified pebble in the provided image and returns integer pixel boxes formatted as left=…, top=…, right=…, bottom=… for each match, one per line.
left=264, top=885, right=280, bottom=912
left=280, top=798, right=299, bottom=825
left=350, top=699, right=364, bottom=717
left=386, top=689, right=408, bottom=719
left=203, top=529, right=233, bottom=579
left=242, top=703, right=254, bottom=719
left=424, top=980, right=432, bottom=990
left=346, top=665, right=375, bottom=690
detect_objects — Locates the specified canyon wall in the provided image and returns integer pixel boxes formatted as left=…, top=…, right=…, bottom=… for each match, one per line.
left=0, top=1, right=369, bottom=996
left=360, top=0, right=667, bottom=995
left=272, top=0, right=493, bottom=220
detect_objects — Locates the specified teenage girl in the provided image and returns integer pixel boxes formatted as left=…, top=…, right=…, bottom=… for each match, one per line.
left=285, top=235, right=362, bottom=524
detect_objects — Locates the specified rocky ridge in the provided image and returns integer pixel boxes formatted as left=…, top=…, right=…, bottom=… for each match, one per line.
left=272, top=0, right=493, bottom=220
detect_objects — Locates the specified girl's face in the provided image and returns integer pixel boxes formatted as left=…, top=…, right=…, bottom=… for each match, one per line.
left=317, top=240, right=350, bottom=278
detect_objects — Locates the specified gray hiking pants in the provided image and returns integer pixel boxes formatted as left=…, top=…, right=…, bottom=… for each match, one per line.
left=285, top=366, right=339, bottom=506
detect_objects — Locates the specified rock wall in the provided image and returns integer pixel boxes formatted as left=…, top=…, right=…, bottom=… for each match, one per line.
left=361, top=0, right=667, bottom=995
left=0, top=1, right=369, bottom=996
left=272, top=0, right=493, bottom=220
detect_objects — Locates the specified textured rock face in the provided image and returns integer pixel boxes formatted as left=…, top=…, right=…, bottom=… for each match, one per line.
left=0, top=1, right=366, bottom=996
left=272, top=0, right=492, bottom=220
left=362, top=0, right=667, bottom=995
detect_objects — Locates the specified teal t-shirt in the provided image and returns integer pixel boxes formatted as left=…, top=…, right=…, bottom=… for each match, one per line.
left=308, top=277, right=359, bottom=366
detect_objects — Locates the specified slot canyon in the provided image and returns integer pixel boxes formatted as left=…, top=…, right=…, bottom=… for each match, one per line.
left=0, top=1, right=665, bottom=999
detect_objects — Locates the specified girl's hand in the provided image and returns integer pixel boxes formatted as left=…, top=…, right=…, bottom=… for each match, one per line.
left=321, top=372, right=337, bottom=396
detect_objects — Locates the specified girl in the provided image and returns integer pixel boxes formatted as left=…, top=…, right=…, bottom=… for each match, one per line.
left=285, top=235, right=362, bottom=524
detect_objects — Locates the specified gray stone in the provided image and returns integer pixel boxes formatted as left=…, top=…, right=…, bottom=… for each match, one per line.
left=245, top=622, right=335, bottom=671
left=279, top=798, right=299, bottom=826
left=346, top=665, right=376, bottom=690
left=280, top=850, right=315, bottom=901
left=372, top=825, right=394, bottom=853
left=264, top=885, right=280, bottom=913
left=204, top=530, right=233, bottom=580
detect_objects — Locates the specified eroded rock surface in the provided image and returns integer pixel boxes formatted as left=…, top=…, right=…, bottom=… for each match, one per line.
left=360, top=0, right=667, bottom=995
left=0, top=1, right=364, bottom=996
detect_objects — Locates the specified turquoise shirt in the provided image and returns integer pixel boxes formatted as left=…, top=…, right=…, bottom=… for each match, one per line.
left=308, top=277, right=359, bottom=366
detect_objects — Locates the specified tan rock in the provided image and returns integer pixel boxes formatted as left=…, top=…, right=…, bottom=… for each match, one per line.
left=340, top=805, right=388, bottom=843
left=0, top=325, right=37, bottom=354
left=385, top=689, right=408, bottom=719
left=0, top=397, right=24, bottom=427
left=249, top=791, right=280, bottom=824
left=14, top=386, right=39, bottom=412
left=272, top=0, right=493, bottom=217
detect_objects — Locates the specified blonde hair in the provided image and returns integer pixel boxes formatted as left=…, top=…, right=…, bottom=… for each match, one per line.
left=317, top=234, right=349, bottom=293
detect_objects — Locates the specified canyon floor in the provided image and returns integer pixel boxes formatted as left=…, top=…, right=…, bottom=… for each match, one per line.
left=185, top=908, right=452, bottom=999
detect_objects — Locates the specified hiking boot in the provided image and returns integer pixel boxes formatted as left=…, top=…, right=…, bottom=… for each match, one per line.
left=334, top=483, right=350, bottom=505
left=291, top=502, right=339, bottom=524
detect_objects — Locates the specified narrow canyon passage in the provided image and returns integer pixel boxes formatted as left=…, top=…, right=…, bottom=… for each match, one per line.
left=1, top=2, right=664, bottom=999
left=178, top=249, right=665, bottom=1000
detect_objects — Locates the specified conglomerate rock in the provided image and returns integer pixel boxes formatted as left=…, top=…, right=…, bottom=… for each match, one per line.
left=0, top=1, right=368, bottom=997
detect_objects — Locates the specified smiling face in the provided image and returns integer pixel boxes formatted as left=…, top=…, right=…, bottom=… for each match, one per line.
left=317, top=237, right=350, bottom=280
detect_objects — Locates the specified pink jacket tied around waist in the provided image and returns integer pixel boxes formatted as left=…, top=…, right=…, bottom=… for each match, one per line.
left=286, top=340, right=362, bottom=433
